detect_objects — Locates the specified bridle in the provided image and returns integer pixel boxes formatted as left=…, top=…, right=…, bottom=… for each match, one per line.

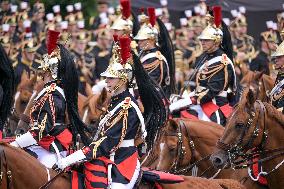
left=216, top=100, right=284, bottom=174
left=164, top=120, right=197, bottom=174
left=0, top=145, right=13, bottom=189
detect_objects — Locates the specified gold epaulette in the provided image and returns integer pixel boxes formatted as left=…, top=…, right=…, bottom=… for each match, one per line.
left=156, top=51, right=164, bottom=61
left=121, top=97, right=132, bottom=110
left=221, top=54, right=230, bottom=66
left=98, top=51, right=109, bottom=57
left=86, top=46, right=93, bottom=53
left=130, top=40, right=138, bottom=50
left=12, top=61, right=18, bottom=68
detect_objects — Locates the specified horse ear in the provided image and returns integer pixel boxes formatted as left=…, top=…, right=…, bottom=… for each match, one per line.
left=168, top=119, right=178, bottom=131
left=254, top=71, right=264, bottom=81
left=21, top=70, right=28, bottom=82
left=98, top=87, right=108, bottom=105
left=30, top=73, right=37, bottom=86
left=240, top=65, right=248, bottom=75
left=85, top=83, right=93, bottom=97
left=247, top=88, right=256, bottom=107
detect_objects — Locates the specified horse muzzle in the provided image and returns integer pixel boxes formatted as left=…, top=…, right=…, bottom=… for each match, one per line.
left=210, top=150, right=229, bottom=169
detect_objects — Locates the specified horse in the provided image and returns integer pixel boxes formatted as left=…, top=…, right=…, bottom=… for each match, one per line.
left=155, top=118, right=266, bottom=189
left=211, top=87, right=284, bottom=189
left=81, top=87, right=111, bottom=125
left=239, top=70, right=274, bottom=102
left=5, top=72, right=37, bottom=137
left=0, top=142, right=246, bottom=189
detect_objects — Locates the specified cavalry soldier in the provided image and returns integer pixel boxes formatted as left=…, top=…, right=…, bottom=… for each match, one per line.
left=170, top=6, right=236, bottom=126
left=14, top=37, right=39, bottom=87
left=11, top=30, right=90, bottom=168
left=250, top=30, right=278, bottom=76
left=269, top=41, right=284, bottom=113
left=90, top=29, right=112, bottom=83
left=134, top=7, right=175, bottom=97
left=55, top=35, right=167, bottom=189
left=0, top=44, right=15, bottom=139
left=70, top=30, right=95, bottom=94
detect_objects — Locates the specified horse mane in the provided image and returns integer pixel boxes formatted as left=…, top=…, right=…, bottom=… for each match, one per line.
left=263, top=102, right=284, bottom=126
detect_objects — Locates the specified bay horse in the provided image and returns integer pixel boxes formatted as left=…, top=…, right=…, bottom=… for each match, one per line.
left=239, top=70, right=274, bottom=102
left=211, top=88, right=284, bottom=189
left=155, top=118, right=266, bottom=189
left=0, top=142, right=245, bottom=189
left=81, top=87, right=111, bottom=125
left=5, top=72, right=37, bottom=137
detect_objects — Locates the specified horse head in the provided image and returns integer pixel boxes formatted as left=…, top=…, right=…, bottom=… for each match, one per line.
left=156, top=119, right=193, bottom=173
left=211, top=87, right=265, bottom=169
left=82, top=87, right=111, bottom=126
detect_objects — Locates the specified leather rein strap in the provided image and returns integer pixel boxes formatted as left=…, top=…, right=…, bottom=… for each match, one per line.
left=0, top=145, right=13, bottom=189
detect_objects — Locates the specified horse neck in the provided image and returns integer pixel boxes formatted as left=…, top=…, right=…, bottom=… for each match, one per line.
left=2, top=144, right=70, bottom=189
left=23, top=91, right=37, bottom=115
left=262, top=110, right=284, bottom=189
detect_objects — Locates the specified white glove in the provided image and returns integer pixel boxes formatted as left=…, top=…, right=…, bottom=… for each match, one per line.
left=56, top=149, right=86, bottom=170
left=169, top=98, right=192, bottom=113
left=10, top=132, right=37, bottom=148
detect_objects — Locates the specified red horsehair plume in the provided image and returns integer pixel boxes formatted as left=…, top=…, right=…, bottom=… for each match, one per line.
left=25, top=27, right=31, bottom=34
left=148, top=7, right=156, bottom=27
left=120, top=0, right=131, bottom=19
left=119, top=35, right=131, bottom=65
left=47, top=30, right=60, bottom=55
left=113, top=34, right=119, bottom=43
left=140, top=7, right=145, bottom=14
left=213, top=6, right=222, bottom=28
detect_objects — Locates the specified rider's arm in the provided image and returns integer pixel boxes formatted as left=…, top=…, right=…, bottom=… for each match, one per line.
left=192, top=62, right=234, bottom=104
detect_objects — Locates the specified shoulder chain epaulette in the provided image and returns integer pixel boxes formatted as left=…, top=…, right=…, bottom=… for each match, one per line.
left=156, top=51, right=164, bottom=61
left=121, top=97, right=132, bottom=110
left=221, top=54, right=229, bottom=66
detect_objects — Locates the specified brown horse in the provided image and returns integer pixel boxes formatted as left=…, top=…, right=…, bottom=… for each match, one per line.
left=239, top=70, right=274, bottom=102
left=81, top=87, right=111, bottom=125
left=0, top=142, right=245, bottom=189
left=5, top=72, right=37, bottom=137
left=155, top=118, right=266, bottom=189
left=211, top=88, right=284, bottom=189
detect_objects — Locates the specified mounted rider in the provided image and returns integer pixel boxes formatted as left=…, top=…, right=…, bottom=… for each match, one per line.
left=11, top=30, right=90, bottom=168
left=270, top=41, right=284, bottom=113
left=55, top=35, right=167, bottom=189
left=134, top=7, right=175, bottom=98
left=170, top=6, right=236, bottom=126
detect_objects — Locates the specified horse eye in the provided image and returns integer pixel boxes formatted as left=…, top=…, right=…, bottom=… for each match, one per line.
left=235, top=123, right=244, bottom=129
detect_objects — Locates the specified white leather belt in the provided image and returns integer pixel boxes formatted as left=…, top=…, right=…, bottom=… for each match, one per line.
left=217, top=91, right=227, bottom=98
left=119, top=139, right=135, bottom=148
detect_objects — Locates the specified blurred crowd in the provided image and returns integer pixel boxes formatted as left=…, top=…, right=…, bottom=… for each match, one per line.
left=0, top=0, right=284, bottom=94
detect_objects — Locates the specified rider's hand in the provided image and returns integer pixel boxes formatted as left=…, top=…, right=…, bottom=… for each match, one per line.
left=56, top=158, right=69, bottom=170
left=169, top=98, right=193, bottom=113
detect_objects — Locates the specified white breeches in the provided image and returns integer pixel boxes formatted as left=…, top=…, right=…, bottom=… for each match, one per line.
left=27, top=145, right=67, bottom=168
left=110, top=160, right=141, bottom=189
left=190, top=105, right=211, bottom=122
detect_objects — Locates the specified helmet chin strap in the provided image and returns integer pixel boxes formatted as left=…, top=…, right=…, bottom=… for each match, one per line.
left=112, top=78, right=127, bottom=94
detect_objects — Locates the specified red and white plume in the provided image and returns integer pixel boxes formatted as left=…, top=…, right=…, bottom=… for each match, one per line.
left=47, top=30, right=60, bottom=55
left=213, top=6, right=222, bottom=28
left=120, top=0, right=131, bottom=19
left=147, top=7, right=156, bottom=27
left=119, top=35, right=131, bottom=65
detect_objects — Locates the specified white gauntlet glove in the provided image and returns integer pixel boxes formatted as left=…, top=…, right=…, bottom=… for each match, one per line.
left=10, top=132, right=37, bottom=148
left=169, top=98, right=192, bottom=113
left=56, top=149, right=86, bottom=170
